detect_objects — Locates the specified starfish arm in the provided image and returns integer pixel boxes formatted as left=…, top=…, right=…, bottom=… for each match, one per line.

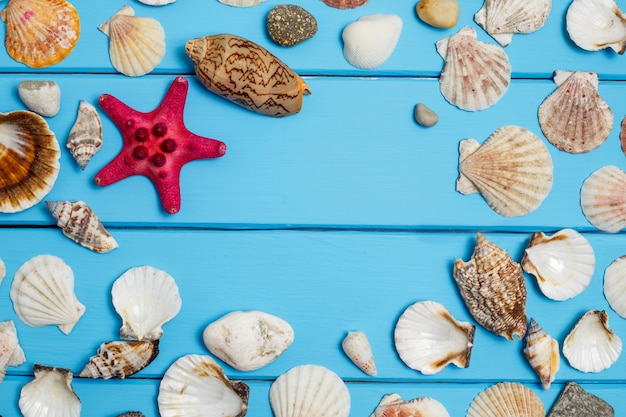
left=177, top=134, right=227, bottom=163
left=94, top=154, right=136, bottom=186
left=157, top=76, right=190, bottom=125
left=149, top=165, right=183, bottom=214
left=98, top=94, right=144, bottom=133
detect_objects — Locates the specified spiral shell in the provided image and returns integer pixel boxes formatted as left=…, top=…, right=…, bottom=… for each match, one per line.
left=523, top=318, right=559, bottom=389
left=80, top=340, right=159, bottom=379
left=66, top=100, right=102, bottom=170
left=341, top=330, right=377, bottom=376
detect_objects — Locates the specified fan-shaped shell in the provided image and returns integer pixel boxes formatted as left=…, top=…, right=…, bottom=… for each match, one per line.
left=436, top=26, right=511, bottom=111
left=66, top=100, right=102, bottom=170
left=10, top=255, right=85, bottom=334
left=111, top=265, right=181, bottom=341
left=0, top=320, right=26, bottom=382
left=467, top=382, right=544, bottom=417
left=98, top=5, right=165, bottom=77
left=566, top=0, right=626, bottom=54
left=474, top=0, right=552, bottom=46
left=394, top=300, right=475, bottom=375
left=341, top=14, right=403, bottom=69
left=457, top=125, right=553, bottom=217
left=270, top=365, right=350, bottom=417
left=158, top=354, right=249, bottom=417
left=80, top=340, right=159, bottom=379
left=0, top=0, right=80, bottom=68
left=0, top=110, right=60, bottom=213
left=19, top=365, right=81, bottom=417
left=523, top=318, right=559, bottom=390
left=341, top=330, right=377, bottom=376
left=522, top=229, right=595, bottom=301
left=538, top=71, right=613, bottom=154
left=370, top=394, right=450, bottom=417
left=453, top=233, right=527, bottom=340
left=604, top=256, right=626, bottom=318
left=580, top=165, right=626, bottom=233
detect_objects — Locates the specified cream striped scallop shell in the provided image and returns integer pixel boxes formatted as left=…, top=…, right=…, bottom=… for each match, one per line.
left=580, top=165, right=626, bottom=233
left=467, top=382, right=544, bottom=417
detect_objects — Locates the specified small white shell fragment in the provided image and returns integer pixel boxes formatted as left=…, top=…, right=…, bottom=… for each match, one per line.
left=17, top=80, right=61, bottom=117
left=603, top=256, right=626, bottom=318
left=137, top=0, right=176, bottom=5
left=19, top=365, right=81, bottom=417
left=467, top=382, right=544, bottom=417
left=218, top=0, right=265, bottom=6
left=474, top=0, right=552, bottom=46
left=566, top=0, right=626, bottom=54
left=580, top=166, right=626, bottom=233
left=342, top=14, right=403, bottom=69
left=341, top=330, right=377, bottom=376
left=414, top=103, right=438, bottom=127
left=202, top=310, right=294, bottom=371
left=563, top=310, right=622, bottom=373
left=0, top=320, right=26, bottom=382
left=523, top=318, right=559, bottom=390
left=370, top=393, right=450, bottom=417
left=66, top=100, right=103, bottom=170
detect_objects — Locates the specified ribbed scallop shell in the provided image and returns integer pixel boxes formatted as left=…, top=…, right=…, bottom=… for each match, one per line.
left=521, top=229, right=595, bottom=301
left=0, top=0, right=80, bottom=68
left=457, top=125, right=553, bottom=217
left=563, top=310, right=622, bottom=373
left=341, top=14, right=403, bottom=69
left=474, top=0, right=552, bottom=46
left=538, top=71, right=613, bottom=154
left=0, top=320, right=26, bottom=382
left=566, top=0, right=626, bottom=54
left=523, top=318, right=559, bottom=390
left=10, top=255, right=85, bottom=334
left=270, top=365, right=351, bottom=417
left=66, top=100, right=102, bottom=170
left=341, top=330, right=377, bottom=376
left=80, top=340, right=159, bottom=379
left=111, top=265, right=181, bottom=341
left=436, top=26, right=511, bottom=111
left=322, top=0, right=369, bottom=8
left=604, top=256, right=626, bottom=318
left=394, top=300, right=475, bottom=375
left=98, top=5, right=165, bottom=77
left=453, top=233, right=527, bottom=340
left=580, top=165, right=626, bottom=233
left=0, top=257, right=5, bottom=284
left=158, top=354, right=250, bottom=417
left=467, top=382, right=545, bottom=417
left=218, top=0, right=265, bottom=6
left=46, top=200, right=118, bottom=253
left=19, top=365, right=81, bottom=417
left=0, top=110, right=60, bottom=213
left=370, top=394, right=450, bottom=417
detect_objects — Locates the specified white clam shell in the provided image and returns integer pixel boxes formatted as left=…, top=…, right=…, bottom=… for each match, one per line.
left=522, top=229, right=595, bottom=301
left=523, top=318, right=559, bottom=390
left=202, top=310, right=294, bottom=371
left=563, top=310, right=622, bottom=373
left=111, top=265, right=182, bottom=341
left=580, top=166, right=626, bottom=233
left=394, top=300, right=475, bottom=375
left=270, top=364, right=350, bottom=417
left=467, top=382, right=545, bottom=417
left=218, top=0, right=266, bottom=6
left=566, top=0, right=626, bottom=54
left=341, top=330, right=377, bottom=376
left=10, top=255, right=85, bottom=334
left=474, top=0, right=552, bottom=46
left=19, top=365, right=81, bottom=417
left=66, top=100, right=103, bottom=170
left=370, top=394, right=450, bottom=417
left=0, top=320, right=26, bottom=382
left=437, top=26, right=511, bottom=111
left=342, top=14, right=403, bottom=69
left=603, top=256, right=626, bottom=318
left=158, top=354, right=249, bottom=417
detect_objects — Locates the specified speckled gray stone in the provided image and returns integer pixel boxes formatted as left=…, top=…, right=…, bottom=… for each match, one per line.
left=18, top=80, right=61, bottom=117
left=267, top=5, right=317, bottom=47
left=415, top=103, right=438, bottom=127
left=547, top=382, right=614, bottom=417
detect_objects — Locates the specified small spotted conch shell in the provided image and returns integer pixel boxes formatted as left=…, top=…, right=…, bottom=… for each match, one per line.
left=523, top=318, right=559, bottom=390
left=45, top=200, right=118, bottom=253
left=66, top=100, right=103, bottom=170
left=453, top=233, right=527, bottom=340
left=185, top=34, right=311, bottom=117
left=370, top=394, right=450, bottom=417
left=80, top=340, right=159, bottom=379
left=467, top=382, right=544, bottom=417
left=341, top=330, right=377, bottom=376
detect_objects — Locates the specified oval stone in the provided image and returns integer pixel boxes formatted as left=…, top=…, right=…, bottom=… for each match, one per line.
left=267, top=5, right=318, bottom=47
left=18, top=80, right=61, bottom=117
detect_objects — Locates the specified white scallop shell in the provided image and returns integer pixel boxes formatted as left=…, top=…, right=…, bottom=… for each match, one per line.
left=566, top=0, right=626, bottom=54
left=66, top=100, right=103, bottom=170
left=137, top=0, right=176, bottom=5
left=270, top=365, right=351, bottom=417
left=370, top=393, right=450, bottom=417
left=523, top=318, right=559, bottom=390
left=603, top=256, right=626, bottom=318
left=521, top=229, right=595, bottom=301
left=474, top=0, right=552, bottom=46
left=10, top=255, right=85, bottom=334
left=467, top=382, right=544, bottom=417
left=98, top=5, right=166, bottom=76
left=342, top=14, right=403, bottom=69
left=457, top=125, right=553, bottom=217
left=394, top=300, right=475, bottom=375
left=341, top=330, right=377, bottom=376
left=0, top=320, right=26, bottom=382
left=436, top=26, right=511, bottom=111
left=19, top=365, right=81, bottom=417
left=0, top=256, right=5, bottom=285
left=158, top=354, right=249, bottom=417
left=580, top=165, right=626, bottom=233
left=218, top=0, right=265, bottom=6
left=563, top=310, right=622, bottom=373
left=111, top=265, right=181, bottom=341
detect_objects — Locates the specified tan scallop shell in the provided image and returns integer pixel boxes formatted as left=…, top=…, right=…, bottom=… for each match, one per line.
left=474, top=0, right=552, bottom=46
left=341, top=330, right=377, bottom=376
left=523, top=318, right=559, bottom=389
left=453, top=233, right=527, bottom=340
left=370, top=394, right=450, bottom=417
left=436, top=26, right=511, bottom=111
left=580, top=165, right=626, bottom=233
left=80, top=340, right=159, bottom=379
left=98, top=5, right=165, bottom=77
left=538, top=71, right=613, bottom=154
left=457, top=125, right=553, bottom=217
left=467, top=382, right=545, bottom=417
left=19, top=365, right=81, bottom=417
left=185, top=34, right=311, bottom=117
left=66, top=100, right=102, bottom=170
left=604, top=255, right=626, bottom=318
left=0, top=0, right=80, bottom=68
left=0, top=320, right=26, bottom=382
left=0, top=110, right=60, bottom=213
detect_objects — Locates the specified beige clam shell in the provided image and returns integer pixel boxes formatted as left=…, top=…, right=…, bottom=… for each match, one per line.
left=523, top=318, right=559, bottom=390
left=370, top=394, right=450, bottom=417
left=604, top=256, right=626, bottom=318
left=467, top=382, right=545, bottom=417
left=341, top=14, right=403, bottom=70
left=80, top=340, right=159, bottom=379
left=19, top=365, right=81, bottom=417
left=566, top=0, right=626, bottom=54
left=580, top=165, right=626, bottom=233
left=457, top=125, right=553, bottom=217
left=474, top=0, right=552, bottom=46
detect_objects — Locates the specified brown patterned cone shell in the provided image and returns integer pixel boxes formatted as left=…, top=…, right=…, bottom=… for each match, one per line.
left=185, top=34, right=311, bottom=117
left=80, top=340, right=159, bottom=379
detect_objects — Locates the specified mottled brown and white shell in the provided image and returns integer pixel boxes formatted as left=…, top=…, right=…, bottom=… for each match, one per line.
left=437, top=26, right=511, bottom=111
left=457, top=125, right=553, bottom=217
left=0, top=110, right=60, bottom=213
left=98, top=5, right=165, bottom=77
left=370, top=394, right=450, bottom=417
left=185, top=34, right=311, bottom=117
left=580, top=165, right=626, bottom=233
left=0, top=0, right=80, bottom=68
left=566, top=0, right=626, bottom=54
left=80, top=340, right=159, bottom=379
left=46, top=200, right=118, bottom=253
left=19, top=365, right=81, bottom=417
left=538, top=71, right=613, bottom=154
left=342, top=331, right=377, bottom=376
left=453, top=233, right=527, bottom=340
left=66, top=100, right=102, bottom=170
left=322, top=0, right=369, bottom=9
left=604, top=255, right=626, bottom=318
left=0, top=320, right=26, bottom=382
left=467, top=382, right=544, bottom=417
left=474, top=0, right=552, bottom=46
left=523, top=318, right=559, bottom=390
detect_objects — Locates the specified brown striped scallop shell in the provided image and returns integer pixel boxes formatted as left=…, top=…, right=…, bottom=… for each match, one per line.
left=80, top=340, right=159, bottom=379
left=467, top=382, right=544, bottom=417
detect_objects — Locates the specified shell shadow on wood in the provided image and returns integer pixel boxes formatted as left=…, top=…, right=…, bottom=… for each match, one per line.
left=66, top=100, right=102, bottom=170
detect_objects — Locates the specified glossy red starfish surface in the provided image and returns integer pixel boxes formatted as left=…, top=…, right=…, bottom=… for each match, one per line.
left=94, top=76, right=226, bottom=214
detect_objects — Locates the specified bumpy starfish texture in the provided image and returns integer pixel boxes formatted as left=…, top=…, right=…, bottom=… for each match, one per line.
left=94, top=76, right=226, bottom=214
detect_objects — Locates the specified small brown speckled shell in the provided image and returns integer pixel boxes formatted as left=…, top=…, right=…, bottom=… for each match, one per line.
left=453, top=233, right=527, bottom=340
left=66, top=100, right=103, bottom=170
left=80, top=340, right=159, bottom=379
left=185, top=34, right=311, bottom=117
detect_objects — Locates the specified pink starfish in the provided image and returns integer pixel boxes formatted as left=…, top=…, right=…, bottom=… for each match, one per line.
left=94, top=76, right=226, bottom=214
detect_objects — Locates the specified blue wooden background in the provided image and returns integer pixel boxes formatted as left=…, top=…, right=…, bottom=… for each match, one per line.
left=1, top=0, right=625, bottom=416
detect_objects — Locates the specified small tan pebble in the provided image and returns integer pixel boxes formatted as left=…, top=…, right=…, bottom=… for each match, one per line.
left=267, top=5, right=318, bottom=47
left=415, top=103, right=438, bottom=127
left=416, top=0, right=460, bottom=29
left=17, top=80, right=61, bottom=117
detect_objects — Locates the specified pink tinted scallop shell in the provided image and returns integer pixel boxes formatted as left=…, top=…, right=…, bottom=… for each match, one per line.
left=322, top=0, right=369, bottom=9
left=580, top=165, right=626, bottom=233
